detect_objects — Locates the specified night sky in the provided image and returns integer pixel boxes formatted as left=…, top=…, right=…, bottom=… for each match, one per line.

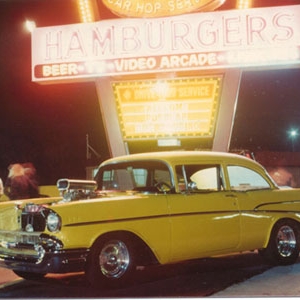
left=0, top=0, right=111, bottom=184
left=0, top=0, right=300, bottom=184
left=231, top=68, right=300, bottom=153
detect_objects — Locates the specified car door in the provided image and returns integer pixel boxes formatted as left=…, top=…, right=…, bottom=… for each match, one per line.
left=168, top=163, right=241, bottom=262
left=226, top=165, right=274, bottom=250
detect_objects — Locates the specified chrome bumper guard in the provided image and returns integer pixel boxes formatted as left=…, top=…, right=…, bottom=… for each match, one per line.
left=0, top=231, right=89, bottom=274
left=0, top=231, right=44, bottom=262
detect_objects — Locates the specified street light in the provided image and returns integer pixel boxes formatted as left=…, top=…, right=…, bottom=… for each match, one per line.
left=288, top=129, right=298, bottom=152
left=24, top=20, right=36, bottom=33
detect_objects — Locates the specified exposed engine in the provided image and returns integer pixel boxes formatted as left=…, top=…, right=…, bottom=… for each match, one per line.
left=57, top=178, right=98, bottom=202
left=19, top=179, right=99, bottom=233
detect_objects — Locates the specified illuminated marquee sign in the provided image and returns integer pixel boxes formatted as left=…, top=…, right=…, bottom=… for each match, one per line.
left=113, top=76, right=222, bottom=139
left=32, top=5, right=300, bottom=83
left=102, top=0, right=225, bottom=18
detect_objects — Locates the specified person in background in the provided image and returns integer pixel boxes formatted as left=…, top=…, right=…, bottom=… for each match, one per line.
left=4, top=163, right=39, bottom=200
left=0, top=178, right=3, bottom=197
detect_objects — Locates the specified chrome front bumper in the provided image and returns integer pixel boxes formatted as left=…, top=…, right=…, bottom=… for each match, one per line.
left=0, top=231, right=89, bottom=274
left=0, top=231, right=46, bottom=263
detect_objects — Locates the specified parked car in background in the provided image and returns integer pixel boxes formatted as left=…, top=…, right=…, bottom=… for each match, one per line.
left=0, top=151, right=300, bottom=288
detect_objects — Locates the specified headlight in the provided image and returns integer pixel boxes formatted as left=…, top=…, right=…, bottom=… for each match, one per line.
left=46, top=212, right=61, bottom=232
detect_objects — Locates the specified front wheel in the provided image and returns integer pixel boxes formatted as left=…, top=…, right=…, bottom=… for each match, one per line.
left=86, top=236, right=136, bottom=288
left=260, top=220, right=300, bottom=265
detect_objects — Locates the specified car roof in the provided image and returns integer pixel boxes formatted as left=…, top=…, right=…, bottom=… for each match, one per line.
left=100, top=151, right=263, bottom=169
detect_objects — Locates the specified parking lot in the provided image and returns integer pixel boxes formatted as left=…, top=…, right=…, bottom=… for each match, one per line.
left=0, top=251, right=271, bottom=297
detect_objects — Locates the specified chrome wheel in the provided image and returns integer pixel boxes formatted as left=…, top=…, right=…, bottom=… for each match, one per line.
left=260, top=220, right=299, bottom=265
left=99, top=240, right=130, bottom=279
left=276, top=225, right=297, bottom=257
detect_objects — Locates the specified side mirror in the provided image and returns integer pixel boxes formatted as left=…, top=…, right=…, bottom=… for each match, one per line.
left=188, top=181, right=198, bottom=191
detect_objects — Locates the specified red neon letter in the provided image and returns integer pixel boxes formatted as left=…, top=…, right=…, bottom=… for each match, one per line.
left=247, top=15, right=267, bottom=45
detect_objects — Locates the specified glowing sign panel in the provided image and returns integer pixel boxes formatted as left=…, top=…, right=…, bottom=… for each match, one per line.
left=113, top=76, right=222, bottom=139
left=32, top=5, right=300, bottom=83
left=102, top=0, right=225, bottom=18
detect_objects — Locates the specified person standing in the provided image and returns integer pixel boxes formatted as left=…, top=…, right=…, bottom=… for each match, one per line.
left=0, top=178, right=3, bottom=197
left=4, top=163, right=39, bottom=200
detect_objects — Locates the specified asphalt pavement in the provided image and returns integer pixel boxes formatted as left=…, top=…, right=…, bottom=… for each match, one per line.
left=1, top=256, right=300, bottom=297
left=212, top=261, right=300, bottom=297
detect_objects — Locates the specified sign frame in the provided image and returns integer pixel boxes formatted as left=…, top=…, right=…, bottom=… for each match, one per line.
left=112, top=75, right=223, bottom=140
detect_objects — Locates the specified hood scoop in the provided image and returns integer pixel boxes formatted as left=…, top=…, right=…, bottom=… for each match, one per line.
left=57, top=179, right=98, bottom=202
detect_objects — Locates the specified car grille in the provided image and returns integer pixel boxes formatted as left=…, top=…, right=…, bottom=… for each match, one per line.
left=21, top=212, right=47, bottom=232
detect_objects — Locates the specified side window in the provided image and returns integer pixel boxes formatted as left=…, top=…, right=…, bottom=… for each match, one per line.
left=176, top=164, right=224, bottom=192
left=227, top=165, right=270, bottom=191
left=190, top=167, right=219, bottom=190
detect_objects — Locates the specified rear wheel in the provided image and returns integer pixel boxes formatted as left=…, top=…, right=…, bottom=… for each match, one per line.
left=260, top=219, right=300, bottom=265
left=86, top=236, right=136, bottom=288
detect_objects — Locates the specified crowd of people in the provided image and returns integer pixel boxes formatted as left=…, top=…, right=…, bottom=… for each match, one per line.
left=0, top=163, right=39, bottom=200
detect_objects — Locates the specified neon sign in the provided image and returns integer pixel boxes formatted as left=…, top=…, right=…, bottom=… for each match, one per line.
left=113, top=76, right=222, bottom=139
left=102, top=0, right=225, bottom=18
left=32, top=5, right=300, bottom=82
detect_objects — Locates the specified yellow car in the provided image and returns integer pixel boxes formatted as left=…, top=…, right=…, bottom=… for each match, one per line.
left=0, top=151, right=300, bottom=288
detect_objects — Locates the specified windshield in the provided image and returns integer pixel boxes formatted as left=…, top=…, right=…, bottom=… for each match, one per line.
left=95, top=160, right=173, bottom=193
